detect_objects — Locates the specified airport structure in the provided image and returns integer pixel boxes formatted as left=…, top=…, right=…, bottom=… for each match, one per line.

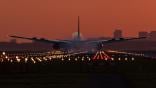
left=113, top=29, right=123, bottom=38
left=138, top=31, right=148, bottom=38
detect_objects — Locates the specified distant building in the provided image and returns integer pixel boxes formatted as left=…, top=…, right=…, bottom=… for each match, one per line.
left=149, top=31, right=156, bottom=40
left=113, top=29, right=123, bottom=38
left=138, top=31, right=148, bottom=38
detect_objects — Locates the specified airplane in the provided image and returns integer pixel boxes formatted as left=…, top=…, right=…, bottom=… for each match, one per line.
left=10, top=16, right=146, bottom=52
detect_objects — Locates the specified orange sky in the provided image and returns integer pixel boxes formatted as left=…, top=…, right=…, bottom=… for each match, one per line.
left=0, top=0, right=156, bottom=41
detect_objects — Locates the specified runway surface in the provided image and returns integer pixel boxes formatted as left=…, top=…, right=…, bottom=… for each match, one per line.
left=0, top=50, right=155, bottom=88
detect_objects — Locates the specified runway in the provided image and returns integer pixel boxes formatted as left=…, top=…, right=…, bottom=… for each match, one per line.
left=0, top=50, right=145, bottom=64
left=0, top=50, right=155, bottom=88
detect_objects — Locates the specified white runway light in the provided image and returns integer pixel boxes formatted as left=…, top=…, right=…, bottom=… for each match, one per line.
left=5, top=56, right=8, bottom=59
left=61, top=58, right=64, bottom=61
left=125, top=58, right=128, bottom=61
left=111, top=58, right=114, bottom=61
left=25, top=58, right=28, bottom=63
left=88, top=58, right=91, bottom=61
left=68, top=58, right=71, bottom=61
left=132, top=57, right=135, bottom=61
left=31, top=57, right=36, bottom=64
left=118, top=58, right=121, bottom=61
left=16, top=56, right=21, bottom=63
left=2, top=52, right=6, bottom=55
left=82, top=58, right=84, bottom=61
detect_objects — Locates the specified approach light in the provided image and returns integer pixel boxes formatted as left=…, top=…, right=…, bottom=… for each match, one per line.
left=111, top=58, right=114, bottom=61
left=16, top=56, right=19, bottom=59
left=88, top=58, right=91, bottom=61
left=82, top=58, right=84, bottom=61
left=118, top=58, right=121, bottom=61
left=31, top=57, right=36, bottom=64
left=25, top=58, right=28, bottom=63
left=37, top=58, right=42, bottom=62
left=16, top=58, right=21, bottom=63
left=61, top=58, right=64, bottom=61
left=5, top=56, right=8, bottom=59
left=68, top=58, right=71, bottom=61
left=2, top=52, right=6, bottom=55
left=75, top=58, right=78, bottom=61
left=125, top=58, right=128, bottom=61
left=10, top=60, right=13, bottom=63
left=49, top=57, right=52, bottom=60
left=43, top=57, right=47, bottom=61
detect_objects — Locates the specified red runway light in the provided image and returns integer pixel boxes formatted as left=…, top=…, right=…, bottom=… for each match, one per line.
left=92, top=51, right=111, bottom=60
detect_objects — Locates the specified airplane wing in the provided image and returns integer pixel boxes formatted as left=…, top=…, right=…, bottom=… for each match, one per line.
left=86, top=37, right=146, bottom=44
left=10, top=35, right=71, bottom=44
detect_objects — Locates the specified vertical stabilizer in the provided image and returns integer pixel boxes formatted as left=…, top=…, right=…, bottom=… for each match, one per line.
left=77, top=16, right=80, bottom=40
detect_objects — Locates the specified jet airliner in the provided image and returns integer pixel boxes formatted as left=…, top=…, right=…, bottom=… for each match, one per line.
left=10, top=16, right=146, bottom=51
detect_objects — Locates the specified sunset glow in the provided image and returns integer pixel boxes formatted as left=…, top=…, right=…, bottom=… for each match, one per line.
left=0, top=0, right=156, bottom=41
